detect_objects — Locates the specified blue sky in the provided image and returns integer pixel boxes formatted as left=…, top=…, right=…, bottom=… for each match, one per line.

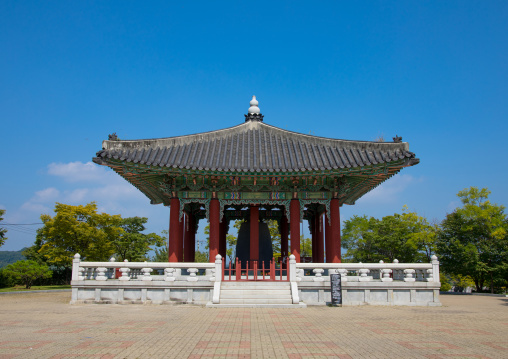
left=1, top=1, right=507, bottom=251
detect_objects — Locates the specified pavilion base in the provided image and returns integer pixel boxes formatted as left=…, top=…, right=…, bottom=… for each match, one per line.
left=70, top=255, right=442, bottom=307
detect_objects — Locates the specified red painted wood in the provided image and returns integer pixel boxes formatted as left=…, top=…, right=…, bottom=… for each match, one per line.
left=168, top=197, right=181, bottom=262
left=290, top=199, right=301, bottom=262
left=209, top=198, right=220, bottom=263
left=250, top=206, right=259, bottom=261
left=235, top=257, right=240, bottom=281
left=329, top=198, right=342, bottom=263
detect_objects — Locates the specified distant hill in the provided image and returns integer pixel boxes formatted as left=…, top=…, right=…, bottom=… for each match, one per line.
left=0, top=248, right=26, bottom=268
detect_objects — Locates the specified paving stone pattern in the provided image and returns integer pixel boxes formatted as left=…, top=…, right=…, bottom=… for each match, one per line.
left=0, top=293, right=507, bottom=358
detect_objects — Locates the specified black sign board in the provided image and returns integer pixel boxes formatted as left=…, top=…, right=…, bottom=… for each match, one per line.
left=330, top=273, right=342, bottom=306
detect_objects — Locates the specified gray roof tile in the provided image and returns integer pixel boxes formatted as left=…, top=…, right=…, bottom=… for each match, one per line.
left=95, top=121, right=418, bottom=172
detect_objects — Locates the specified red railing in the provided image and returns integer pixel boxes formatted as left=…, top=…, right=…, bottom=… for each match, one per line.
left=222, top=257, right=289, bottom=281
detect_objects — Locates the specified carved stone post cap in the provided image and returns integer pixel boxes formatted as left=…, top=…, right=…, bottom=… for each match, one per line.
left=124, top=259, right=128, bottom=262
left=379, top=260, right=384, bottom=263
left=74, top=253, right=81, bottom=259
left=215, top=254, right=222, bottom=260
left=431, top=255, right=438, bottom=262
left=393, top=259, right=399, bottom=263
left=289, top=254, right=296, bottom=260
left=109, top=257, right=116, bottom=262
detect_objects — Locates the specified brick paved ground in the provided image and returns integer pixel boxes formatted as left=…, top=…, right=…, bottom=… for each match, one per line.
left=0, top=292, right=507, bottom=358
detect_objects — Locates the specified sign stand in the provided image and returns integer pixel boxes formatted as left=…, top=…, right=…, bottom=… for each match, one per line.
left=330, top=273, right=342, bottom=306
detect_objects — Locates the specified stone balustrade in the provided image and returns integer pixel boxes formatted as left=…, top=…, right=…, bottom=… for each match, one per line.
left=71, top=253, right=441, bottom=306
left=293, top=256, right=441, bottom=306
left=294, top=256, right=440, bottom=283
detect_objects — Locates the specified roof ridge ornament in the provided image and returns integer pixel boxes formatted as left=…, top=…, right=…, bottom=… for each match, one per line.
left=393, top=135, right=402, bottom=143
left=245, top=95, right=264, bottom=122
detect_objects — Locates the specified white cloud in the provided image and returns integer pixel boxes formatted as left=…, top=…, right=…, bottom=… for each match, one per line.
left=47, top=161, right=114, bottom=183
left=357, top=174, right=422, bottom=205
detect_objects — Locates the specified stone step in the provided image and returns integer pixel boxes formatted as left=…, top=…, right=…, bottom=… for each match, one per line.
left=207, top=302, right=307, bottom=308
left=220, top=298, right=293, bottom=304
left=221, top=284, right=290, bottom=291
left=220, top=289, right=290, bottom=297
left=221, top=292, right=292, bottom=299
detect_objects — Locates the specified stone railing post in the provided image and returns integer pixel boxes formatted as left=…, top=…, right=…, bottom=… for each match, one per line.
left=404, top=268, right=416, bottom=282
left=212, top=255, right=222, bottom=304
left=381, top=268, right=393, bottom=282
left=337, top=268, right=348, bottom=282
left=215, top=254, right=222, bottom=282
left=431, top=255, right=440, bottom=282
left=358, top=268, right=370, bottom=282
left=289, top=254, right=297, bottom=282
left=164, top=268, right=176, bottom=281
left=96, top=267, right=108, bottom=281
left=312, top=268, right=324, bottom=281
left=288, top=254, right=299, bottom=304
left=141, top=262, right=153, bottom=281
left=119, top=259, right=131, bottom=281
left=71, top=253, right=81, bottom=281
left=187, top=268, right=199, bottom=281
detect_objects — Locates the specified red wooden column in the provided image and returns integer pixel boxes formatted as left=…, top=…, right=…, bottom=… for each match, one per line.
left=316, top=213, right=325, bottom=263
left=311, top=215, right=317, bottom=262
left=290, top=199, right=301, bottom=262
left=329, top=198, right=342, bottom=263
left=168, top=197, right=181, bottom=262
left=280, top=215, right=289, bottom=258
left=184, top=213, right=195, bottom=262
left=250, top=206, right=259, bottom=261
left=219, top=219, right=227, bottom=259
left=209, top=198, right=220, bottom=263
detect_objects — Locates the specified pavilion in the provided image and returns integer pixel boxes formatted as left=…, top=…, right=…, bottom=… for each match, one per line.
left=93, top=97, right=419, bottom=265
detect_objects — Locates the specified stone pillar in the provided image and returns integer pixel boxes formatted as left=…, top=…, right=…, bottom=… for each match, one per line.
left=184, top=213, right=195, bottom=262
left=168, top=197, right=181, bottom=262
left=329, top=198, right=341, bottom=263
left=280, top=215, right=289, bottom=259
left=250, top=205, right=259, bottom=261
left=209, top=198, right=220, bottom=263
left=290, top=199, right=301, bottom=262
left=219, top=219, right=227, bottom=259
left=317, top=213, right=325, bottom=263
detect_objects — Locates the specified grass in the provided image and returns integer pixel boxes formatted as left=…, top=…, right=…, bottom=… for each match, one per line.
left=0, top=285, right=71, bottom=292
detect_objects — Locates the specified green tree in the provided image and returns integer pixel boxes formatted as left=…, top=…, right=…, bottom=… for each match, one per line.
left=437, top=187, right=508, bottom=293
left=439, top=273, right=452, bottom=292
left=0, top=209, right=7, bottom=248
left=342, top=207, right=437, bottom=263
left=112, top=217, right=165, bottom=261
left=3, top=260, right=52, bottom=289
left=300, top=235, right=312, bottom=259
left=38, top=202, right=123, bottom=266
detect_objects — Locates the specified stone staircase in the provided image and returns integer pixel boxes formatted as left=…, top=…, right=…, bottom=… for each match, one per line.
left=208, top=281, right=306, bottom=308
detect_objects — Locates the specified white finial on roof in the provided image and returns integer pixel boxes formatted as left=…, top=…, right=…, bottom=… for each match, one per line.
left=248, top=95, right=260, bottom=114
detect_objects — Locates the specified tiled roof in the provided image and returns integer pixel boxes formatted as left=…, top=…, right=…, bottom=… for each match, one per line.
left=94, top=121, right=418, bottom=172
